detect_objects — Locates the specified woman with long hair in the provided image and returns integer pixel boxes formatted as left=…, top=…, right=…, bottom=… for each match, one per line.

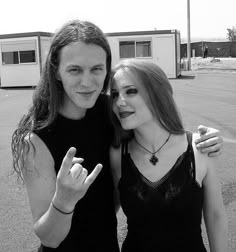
left=110, top=59, right=227, bottom=252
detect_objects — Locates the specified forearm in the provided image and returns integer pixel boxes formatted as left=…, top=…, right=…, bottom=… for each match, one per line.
left=205, top=214, right=228, bottom=252
left=34, top=203, right=73, bottom=248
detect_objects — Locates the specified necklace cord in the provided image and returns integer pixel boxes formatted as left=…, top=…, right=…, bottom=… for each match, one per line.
left=135, top=133, right=171, bottom=155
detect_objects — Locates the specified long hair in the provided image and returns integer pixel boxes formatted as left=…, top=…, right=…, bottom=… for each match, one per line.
left=110, top=59, right=185, bottom=146
left=11, top=19, right=112, bottom=182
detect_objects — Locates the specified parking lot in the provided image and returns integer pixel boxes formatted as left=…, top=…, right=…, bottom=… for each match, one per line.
left=0, top=70, right=236, bottom=251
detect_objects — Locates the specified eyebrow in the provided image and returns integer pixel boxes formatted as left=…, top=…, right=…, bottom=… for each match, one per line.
left=93, top=63, right=105, bottom=67
left=66, top=63, right=105, bottom=68
left=111, top=84, right=135, bottom=91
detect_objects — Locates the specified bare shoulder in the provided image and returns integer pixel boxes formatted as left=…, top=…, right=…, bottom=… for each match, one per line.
left=23, top=132, right=55, bottom=179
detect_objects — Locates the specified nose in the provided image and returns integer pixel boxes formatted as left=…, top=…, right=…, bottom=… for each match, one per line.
left=116, top=93, right=127, bottom=107
left=80, top=72, right=93, bottom=88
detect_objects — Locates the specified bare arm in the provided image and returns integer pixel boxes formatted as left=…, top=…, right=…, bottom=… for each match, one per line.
left=110, top=146, right=122, bottom=213
left=23, top=134, right=102, bottom=248
left=202, top=157, right=228, bottom=252
left=195, top=125, right=223, bottom=157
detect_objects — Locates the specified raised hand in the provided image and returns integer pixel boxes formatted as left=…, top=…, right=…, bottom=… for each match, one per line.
left=195, top=125, right=223, bottom=157
left=52, top=147, right=103, bottom=213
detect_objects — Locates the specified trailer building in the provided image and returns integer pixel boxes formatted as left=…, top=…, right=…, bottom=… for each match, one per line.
left=106, top=29, right=181, bottom=78
left=0, top=32, right=52, bottom=87
left=0, top=29, right=181, bottom=87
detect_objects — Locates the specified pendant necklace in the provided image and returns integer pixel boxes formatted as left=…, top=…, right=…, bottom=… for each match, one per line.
left=134, top=133, right=171, bottom=166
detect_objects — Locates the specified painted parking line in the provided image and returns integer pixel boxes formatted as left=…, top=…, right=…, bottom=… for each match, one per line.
left=222, top=137, right=236, bottom=144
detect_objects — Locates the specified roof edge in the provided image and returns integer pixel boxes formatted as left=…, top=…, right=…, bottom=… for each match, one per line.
left=105, top=30, right=179, bottom=37
left=0, top=31, right=53, bottom=39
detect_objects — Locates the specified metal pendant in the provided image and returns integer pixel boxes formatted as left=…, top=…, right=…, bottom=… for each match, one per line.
left=149, top=155, right=158, bottom=165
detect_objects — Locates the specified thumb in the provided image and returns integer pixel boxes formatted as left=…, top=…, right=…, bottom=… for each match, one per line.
left=197, top=125, right=208, bottom=135
left=59, top=147, right=77, bottom=175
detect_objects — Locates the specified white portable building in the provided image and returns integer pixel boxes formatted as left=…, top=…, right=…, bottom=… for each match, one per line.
left=106, top=29, right=181, bottom=78
left=0, top=29, right=181, bottom=87
left=0, top=32, right=52, bottom=87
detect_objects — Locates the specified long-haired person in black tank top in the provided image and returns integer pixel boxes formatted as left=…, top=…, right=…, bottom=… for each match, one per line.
left=109, top=59, right=227, bottom=252
left=11, top=20, right=223, bottom=251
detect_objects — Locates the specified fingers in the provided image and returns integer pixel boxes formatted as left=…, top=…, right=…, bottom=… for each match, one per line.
left=197, top=125, right=208, bottom=135
left=70, top=163, right=102, bottom=186
left=208, top=149, right=222, bottom=157
left=70, top=163, right=83, bottom=179
left=77, top=168, right=88, bottom=184
left=84, top=164, right=103, bottom=186
left=196, top=125, right=220, bottom=141
left=195, top=131, right=222, bottom=145
left=196, top=136, right=221, bottom=149
left=72, top=157, right=84, bottom=165
left=60, top=147, right=77, bottom=175
left=198, top=142, right=223, bottom=155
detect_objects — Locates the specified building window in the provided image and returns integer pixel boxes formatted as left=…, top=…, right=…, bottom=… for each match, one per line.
left=119, top=40, right=151, bottom=59
left=2, top=52, right=19, bottom=64
left=1, top=40, right=37, bottom=65
left=19, top=50, right=36, bottom=63
left=120, top=41, right=135, bottom=58
left=2, top=50, right=36, bottom=65
left=136, top=41, right=151, bottom=57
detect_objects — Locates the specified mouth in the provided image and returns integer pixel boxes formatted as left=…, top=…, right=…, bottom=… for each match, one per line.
left=119, top=111, right=134, bottom=119
left=76, top=91, right=96, bottom=97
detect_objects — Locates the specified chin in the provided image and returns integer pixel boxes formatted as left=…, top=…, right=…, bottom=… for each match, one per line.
left=80, top=99, right=97, bottom=109
left=120, top=122, right=135, bottom=130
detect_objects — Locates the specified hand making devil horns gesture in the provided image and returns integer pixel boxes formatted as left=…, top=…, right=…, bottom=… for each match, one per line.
left=52, top=147, right=103, bottom=213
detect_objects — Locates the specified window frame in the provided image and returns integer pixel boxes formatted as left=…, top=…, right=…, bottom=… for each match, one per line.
left=2, top=50, right=37, bottom=65
left=119, top=38, right=152, bottom=59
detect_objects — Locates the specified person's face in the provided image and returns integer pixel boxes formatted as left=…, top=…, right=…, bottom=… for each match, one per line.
left=57, top=41, right=107, bottom=118
left=111, top=69, right=153, bottom=130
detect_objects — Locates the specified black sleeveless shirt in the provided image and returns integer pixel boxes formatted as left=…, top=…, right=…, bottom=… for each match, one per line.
left=119, top=132, right=207, bottom=252
left=36, top=95, right=119, bottom=252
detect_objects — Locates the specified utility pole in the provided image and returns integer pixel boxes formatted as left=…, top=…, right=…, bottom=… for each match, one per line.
left=187, top=0, right=191, bottom=70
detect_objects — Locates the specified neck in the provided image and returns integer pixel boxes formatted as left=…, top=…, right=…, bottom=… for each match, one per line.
left=59, top=101, right=87, bottom=120
left=133, top=121, right=170, bottom=151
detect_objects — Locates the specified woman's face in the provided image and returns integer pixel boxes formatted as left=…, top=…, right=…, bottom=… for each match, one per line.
left=111, top=69, right=153, bottom=130
left=57, top=41, right=107, bottom=119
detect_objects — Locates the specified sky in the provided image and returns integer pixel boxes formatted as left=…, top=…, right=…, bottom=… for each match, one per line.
left=0, top=0, right=235, bottom=42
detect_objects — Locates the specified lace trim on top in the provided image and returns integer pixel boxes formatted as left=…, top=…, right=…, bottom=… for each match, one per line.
left=127, top=151, right=186, bottom=188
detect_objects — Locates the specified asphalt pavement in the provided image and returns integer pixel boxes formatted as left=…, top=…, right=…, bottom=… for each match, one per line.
left=0, top=70, right=236, bottom=251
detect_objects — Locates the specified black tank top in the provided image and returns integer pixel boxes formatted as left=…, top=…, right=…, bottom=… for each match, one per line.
left=36, top=95, right=119, bottom=252
left=119, top=132, right=207, bottom=252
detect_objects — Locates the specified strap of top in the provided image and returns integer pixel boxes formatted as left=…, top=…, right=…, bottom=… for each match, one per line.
left=186, top=131, right=196, bottom=181
left=121, top=132, right=196, bottom=180
left=121, top=141, right=128, bottom=176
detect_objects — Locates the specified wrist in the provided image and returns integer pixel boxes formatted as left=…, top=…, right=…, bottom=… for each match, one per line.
left=51, top=201, right=74, bottom=215
left=52, top=195, right=75, bottom=214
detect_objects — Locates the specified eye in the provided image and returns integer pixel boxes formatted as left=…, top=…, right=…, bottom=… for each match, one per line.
left=92, top=66, right=104, bottom=73
left=111, top=91, right=119, bottom=99
left=69, top=68, right=81, bottom=74
left=126, top=88, right=138, bottom=95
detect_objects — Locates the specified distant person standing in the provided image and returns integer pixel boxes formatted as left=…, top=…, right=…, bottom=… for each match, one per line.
left=203, top=45, right=208, bottom=58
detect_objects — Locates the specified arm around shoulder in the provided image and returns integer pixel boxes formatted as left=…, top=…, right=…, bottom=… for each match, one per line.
left=195, top=125, right=223, bottom=157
